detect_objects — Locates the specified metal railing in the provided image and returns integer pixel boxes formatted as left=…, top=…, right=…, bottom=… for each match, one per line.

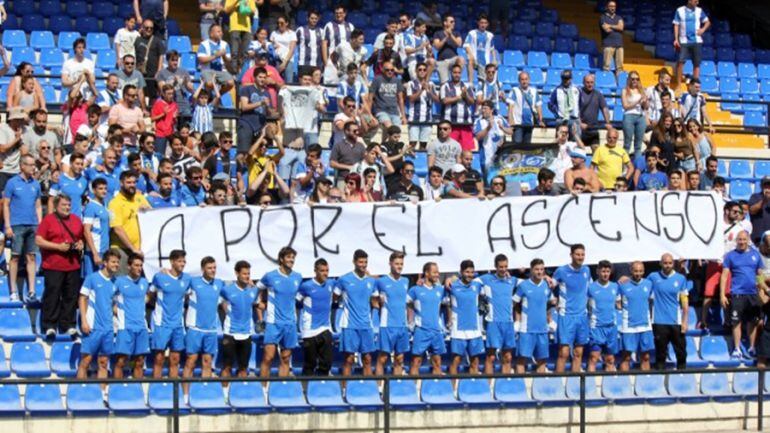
left=5, top=365, right=768, bottom=433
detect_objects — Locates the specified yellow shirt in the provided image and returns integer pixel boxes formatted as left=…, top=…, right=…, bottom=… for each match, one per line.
left=109, top=192, right=150, bottom=250
left=225, top=0, right=256, bottom=33
left=247, top=155, right=275, bottom=189
left=591, top=145, right=630, bottom=189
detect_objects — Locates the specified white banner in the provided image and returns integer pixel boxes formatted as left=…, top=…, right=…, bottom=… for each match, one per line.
left=139, top=191, right=725, bottom=280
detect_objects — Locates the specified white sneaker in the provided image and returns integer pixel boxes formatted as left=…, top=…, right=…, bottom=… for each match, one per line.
left=8, top=292, right=19, bottom=302
left=730, top=349, right=743, bottom=360
left=45, top=328, right=56, bottom=339
left=66, top=328, right=78, bottom=338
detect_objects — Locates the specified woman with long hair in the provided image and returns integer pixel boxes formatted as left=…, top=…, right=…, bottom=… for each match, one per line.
left=686, top=118, right=713, bottom=168
left=621, top=70, right=649, bottom=160
left=344, top=172, right=371, bottom=203
left=649, top=111, right=675, bottom=173
left=672, top=117, right=699, bottom=172
left=7, top=61, right=44, bottom=109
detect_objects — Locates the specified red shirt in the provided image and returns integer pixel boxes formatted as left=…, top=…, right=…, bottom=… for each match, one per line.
left=151, top=98, right=178, bottom=138
left=65, top=101, right=89, bottom=145
left=36, top=212, right=84, bottom=272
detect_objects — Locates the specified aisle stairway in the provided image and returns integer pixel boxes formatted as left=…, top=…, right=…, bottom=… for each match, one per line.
left=169, top=0, right=202, bottom=44
left=542, top=0, right=767, bottom=153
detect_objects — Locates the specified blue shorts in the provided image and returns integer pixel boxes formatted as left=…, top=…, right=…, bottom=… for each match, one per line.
left=379, top=327, right=410, bottom=354
left=486, top=322, right=516, bottom=350
left=409, top=125, right=432, bottom=143
left=151, top=326, right=186, bottom=352
left=412, top=328, right=446, bottom=355
left=621, top=331, right=655, bottom=353
left=115, top=329, right=150, bottom=356
left=340, top=328, right=376, bottom=354
left=374, top=111, right=401, bottom=126
left=185, top=329, right=219, bottom=355
left=81, top=329, right=114, bottom=356
left=10, top=224, right=38, bottom=256
left=518, top=332, right=549, bottom=360
left=451, top=337, right=485, bottom=357
left=264, top=323, right=299, bottom=350
left=557, top=314, right=590, bottom=346
left=589, top=325, right=619, bottom=354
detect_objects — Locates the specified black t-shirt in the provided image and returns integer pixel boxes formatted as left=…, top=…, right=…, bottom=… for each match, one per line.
left=380, top=140, right=404, bottom=186
left=134, top=35, right=166, bottom=77
left=433, top=30, right=460, bottom=61
left=462, top=169, right=483, bottom=194
left=388, top=180, right=424, bottom=202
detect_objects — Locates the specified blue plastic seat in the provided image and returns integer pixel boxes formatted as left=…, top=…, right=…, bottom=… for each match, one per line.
left=103, top=17, right=123, bottom=36
left=457, top=378, right=497, bottom=408
left=167, top=36, right=192, bottom=54
left=596, top=70, right=617, bottom=89
left=25, top=384, right=65, bottom=416
left=86, top=33, right=110, bottom=51
left=116, top=3, right=134, bottom=18
left=744, top=112, right=767, bottom=128
left=11, top=342, right=50, bottom=377
left=189, top=382, right=229, bottom=414
left=566, top=376, right=603, bottom=406
left=601, top=375, right=635, bottom=404
left=719, top=77, right=739, bottom=94
left=717, top=48, right=735, bottom=62
left=577, top=38, right=598, bottom=55
left=75, top=17, right=100, bottom=34
left=742, top=94, right=763, bottom=112
left=0, top=384, right=23, bottom=415
left=531, top=36, right=552, bottom=53
left=493, top=377, right=534, bottom=407
left=389, top=379, right=424, bottom=410
left=715, top=33, right=733, bottom=48
left=509, top=35, right=530, bottom=52
left=91, top=1, right=114, bottom=18
left=574, top=53, right=592, bottom=70
left=759, top=65, right=770, bottom=80
left=227, top=381, right=269, bottom=414
left=2, top=30, right=26, bottom=49
left=736, top=49, right=755, bottom=64
left=536, top=22, right=555, bottom=37
left=421, top=379, right=461, bottom=408
left=503, top=50, right=525, bottom=68
left=545, top=70, right=563, bottom=88
left=532, top=377, right=569, bottom=406
left=526, top=51, right=548, bottom=68
left=181, top=53, right=197, bottom=73
left=667, top=373, right=708, bottom=403
left=700, top=372, right=739, bottom=402
left=553, top=37, right=575, bottom=54
left=40, top=48, right=64, bottom=69
left=268, top=381, right=310, bottom=413
left=50, top=341, right=79, bottom=377
left=635, top=28, right=655, bottom=44
left=717, top=61, right=737, bottom=78
left=21, top=14, right=45, bottom=34
left=148, top=383, right=187, bottom=415
left=728, top=159, right=753, bottom=179
left=634, top=374, right=675, bottom=404
left=95, top=50, right=116, bottom=70
left=499, top=66, right=518, bottom=84
left=12, top=0, right=36, bottom=15
left=1, top=15, right=20, bottom=31
left=48, top=16, right=74, bottom=34
left=57, top=32, right=81, bottom=51
left=39, top=0, right=62, bottom=16
left=0, top=308, right=34, bottom=341
left=755, top=161, right=770, bottom=179
left=11, top=47, right=35, bottom=66
left=0, top=345, right=10, bottom=378
left=551, top=52, right=572, bottom=69
left=67, top=384, right=108, bottom=415
left=559, top=23, right=578, bottom=39
left=700, top=61, right=717, bottom=76
left=346, top=380, right=382, bottom=411
left=30, top=31, right=55, bottom=50
left=65, top=1, right=89, bottom=16
left=525, top=67, right=545, bottom=87
left=699, top=335, right=734, bottom=365
left=701, top=76, right=719, bottom=94
left=108, top=383, right=149, bottom=415
left=306, top=380, right=348, bottom=412
left=741, top=78, right=760, bottom=95
left=739, top=63, right=758, bottom=79
left=730, top=180, right=754, bottom=201
left=733, top=371, right=759, bottom=400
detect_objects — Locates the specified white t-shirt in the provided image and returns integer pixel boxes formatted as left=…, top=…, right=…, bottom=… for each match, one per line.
left=332, top=112, right=353, bottom=146
left=351, top=160, right=384, bottom=192
left=62, top=57, right=96, bottom=98
left=279, top=86, right=322, bottom=133
left=62, top=151, right=98, bottom=168
left=549, top=141, right=577, bottom=184
left=334, top=42, right=367, bottom=75
left=269, top=29, right=297, bottom=62
left=114, top=28, right=140, bottom=59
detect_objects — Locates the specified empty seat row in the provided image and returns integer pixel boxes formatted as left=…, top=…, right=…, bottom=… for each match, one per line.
left=2, top=30, right=111, bottom=51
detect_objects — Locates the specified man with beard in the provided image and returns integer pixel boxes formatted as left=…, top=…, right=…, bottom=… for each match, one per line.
left=108, top=170, right=150, bottom=273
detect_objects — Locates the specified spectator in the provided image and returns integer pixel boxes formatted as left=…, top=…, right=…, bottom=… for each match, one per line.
left=190, top=84, right=218, bottom=135
left=649, top=91, right=679, bottom=127
left=82, top=178, right=111, bottom=276
left=198, top=0, right=224, bottom=41
left=671, top=117, right=699, bottom=172
left=507, top=71, right=543, bottom=145
left=427, top=120, right=462, bottom=175
left=367, top=34, right=404, bottom=77
left=422, top=166, right=447, bottom=200
left=96, top=74, right=121, bottom=124
left=278, top=70, right=326, bottom=181
left=147, top=172, right=182, bottom=208
left=464, top=13, right=497, bottom=84
left=548, top=123, right=580, bottom=187
left=667, top=169, right=685, bottom=191
left=157, top=51, right=194, bottom=129
left=592, top=128, right=634, bottom=190
left=621, top=71, right=649, bottom=160
left=404, top=19, right=435, bottom=79
left=35, top=194, right=84, bottom=339
left=406, top=62, right=439, bottom=150
left=270, top=15, right=298, bottom=82
left=486, top=175, right=507, bottom=198
left=246, top=27, right=278, bottom=69
left=134, top=18, right=166, bottom=102
left=443, top=164, right=477, bottom=199
left=686, top=170, right=700, bottom=191
left=374, top=18, right=405, bottom=58
left=680, top=78, right=713, bottom=133
left=433, top=13, right=464, bottom=84
left=388, top=161, right=424, bottom=203
left=634, top=151, right=669, bottom=191
left=337, top=64, right=378, bottom=141
left=12, top=76, right=44, bottom=114
left=290, top=144, right=325, bottom=204
left=0, top=44, right=10, bottom=79
left=527, top=168, right=558, bottom=196
left=416, top=2, right=442, bottom=35
left=7, top=62, right=44, bottom=111
left=440, top=64, right=475, bottom=150
left=62, top=38, right=97, bottom=100
left=223, top=0, right=257, bottom=72
left=3, top=154, right=41, bottom=302
left=474, top=100, right=512, bottom=173
left=203, top=131, right=242, bottom=191
left=350, top=143, right=395, bottom=196
left=0, top=108, right=29, bottom=192
left=749, top=177, right=770, bottom=246
left=563, top=148, right=601, bottom=193
left=237, top=67, right=270, bottom=153
left=179, top=166, right=207, bottom=207
left=343, top=172, right=371, bottom=203
left=369, top=60, right=406, bottom=132
left=548, top=70, right=581, bottom=140
left=699, top=155, right=718, bottom=190
left=296, top=10, right=326, bottom=75
left=151, top=84, right=178, bottom=156
left=600, top=0, right=624, bottom=73
left=649, top=112, right=675, bottom=172
left=322, top=5, right=355, bottom=84
left=329, top=121, right=366, bottom=188
left=109, top=170, right=151, bottom=272
left=23, top=110, right=61, bottom=164
left=133, top=0, right=168, bottom=37
left=86, top=148, right=121, bottom=199
left=379, top=125, right=409, bottom=189
left=115, top=16, right=140, bottom=68
left=330, top=29, right=368, bottom=85
left=458, top=150, right=485, bottom=197
left=687, top=118, right=712, bottom=167
left=645, top=69, right=677, bottom=124
left=578, top=73, right=611, bottom=150
left=475, top=64, right=504, bottom=113
left=108, top=85, right=146, bottom=148
left=198, top=24, right=235, bottom=96
left=48, top=150, right=87, bottom=216
left=673, top=0, right=710, bottom=84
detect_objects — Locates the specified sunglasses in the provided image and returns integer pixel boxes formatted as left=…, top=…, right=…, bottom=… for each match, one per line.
left=403, top=169, right=414, bottom=174
left=191, top=176, right=203, bottom=180
left=417, top=68, right=427, bottom=72
left=345, top=104, right=356, bottom=108
left=124, top=62, right=135, bottom=65
left=492, top=182, right=504, bottom=186
left=222, top=139, right=233, bottom=143
left=439, top=127, right=451, bottom=131
left=384, top=68, right=395, bottom=72
left=329, top=195, right=342, bottom=200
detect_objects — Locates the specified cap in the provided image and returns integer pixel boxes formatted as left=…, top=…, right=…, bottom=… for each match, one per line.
left=256, top=51, right=269, bottom=59
left=212, top=172, right=230, bottom=181
left=561, top=70, right=573, bottom=80
left=569, top=148, right=587, bottom=160
left=7, top=107, right=27, bottom=121
left=318, top=177, right=333, bottom=185
left=451, top=163, right=466, bottom=174
left=75, top=125, right=92, bottom=138
left=762, top=176, right=770, bottom=187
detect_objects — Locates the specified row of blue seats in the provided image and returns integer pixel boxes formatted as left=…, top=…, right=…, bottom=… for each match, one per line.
left=0, top=15, right=181, bottom=36
left=7, top=0, right=127, bottom=17
left=635, top=28, right=752, bottom=50
left=655, top=45, right=760, bottom=65
left=0, top=371, right=763, bottom=416
left=2, top=30, right=110, bottom=51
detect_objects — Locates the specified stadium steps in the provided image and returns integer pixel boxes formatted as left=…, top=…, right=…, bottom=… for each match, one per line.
left=168, top=0, right=203, bottom=44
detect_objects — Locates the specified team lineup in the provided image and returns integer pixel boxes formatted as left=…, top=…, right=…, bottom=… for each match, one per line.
left=74, top=241, right=704, bottom=402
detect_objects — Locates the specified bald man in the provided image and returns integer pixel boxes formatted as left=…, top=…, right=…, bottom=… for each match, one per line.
left=721, top=230, right=763, bottom=360
left=649, top=253, right=689, bottom=370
